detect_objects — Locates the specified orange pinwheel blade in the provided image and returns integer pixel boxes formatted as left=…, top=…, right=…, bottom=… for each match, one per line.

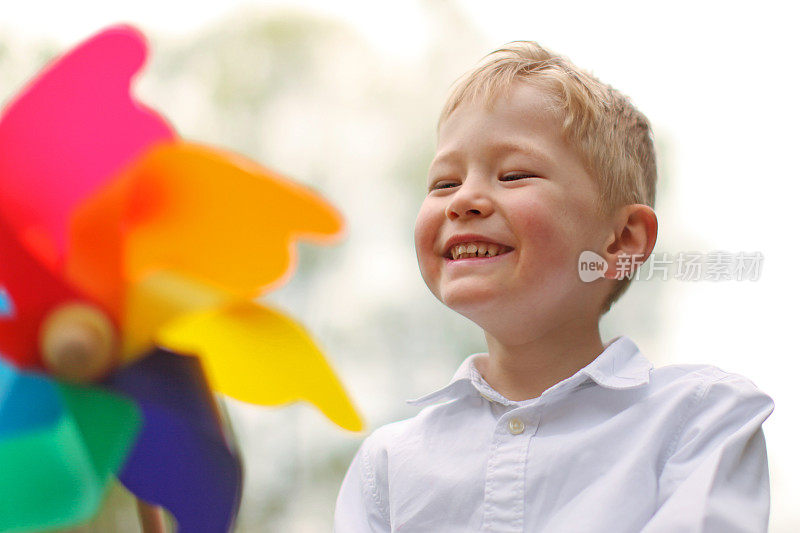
left=66, top=165, right=140, bottom=321
left=68, top=140, right=344, bottom=322
left=123, top=141, right=345, bottom=298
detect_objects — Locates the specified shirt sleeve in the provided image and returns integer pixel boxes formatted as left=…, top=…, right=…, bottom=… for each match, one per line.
left=334, top=432, right=392, bottom=533
left=641, top=372, right=775, bottom=533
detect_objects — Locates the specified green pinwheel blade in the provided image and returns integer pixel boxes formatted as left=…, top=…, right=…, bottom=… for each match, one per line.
left=57, top=381, right=142, bottom=484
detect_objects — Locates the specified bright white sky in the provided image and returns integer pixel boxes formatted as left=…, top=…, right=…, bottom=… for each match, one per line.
left=3, top=0, right=799, bottom=529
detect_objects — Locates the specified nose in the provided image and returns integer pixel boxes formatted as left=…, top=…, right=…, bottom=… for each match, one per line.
left=445, top=177, right=494, bottom=220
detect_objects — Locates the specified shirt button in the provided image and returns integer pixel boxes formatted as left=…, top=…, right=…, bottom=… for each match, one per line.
left=508, top=417, right=525, bottom=435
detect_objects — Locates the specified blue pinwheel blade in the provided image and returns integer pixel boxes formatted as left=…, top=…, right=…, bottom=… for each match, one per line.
left=0, top=357, right=141, bottom=532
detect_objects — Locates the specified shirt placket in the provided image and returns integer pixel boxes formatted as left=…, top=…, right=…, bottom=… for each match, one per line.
left=481, top=404, right=542, bottom=533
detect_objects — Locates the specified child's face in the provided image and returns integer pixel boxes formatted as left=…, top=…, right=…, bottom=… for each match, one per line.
left=414, top=81, right=612, bottom=338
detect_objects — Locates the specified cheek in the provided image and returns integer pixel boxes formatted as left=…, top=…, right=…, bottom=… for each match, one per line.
left=413, top=210, right=446, bottom=301
left=413, top=208, right=430, bottom=254
left=515, top=199, right=566, bottom=250
left=515, top=198, right=579, bottom=275
left=413, top=205, right=439, bottom=270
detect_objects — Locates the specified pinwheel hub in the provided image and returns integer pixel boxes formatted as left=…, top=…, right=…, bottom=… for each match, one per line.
left=39, top=302, right=117, bottom=382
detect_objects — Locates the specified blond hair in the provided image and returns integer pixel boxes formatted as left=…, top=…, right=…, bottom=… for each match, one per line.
left=438, top=41, right=657, bottom=314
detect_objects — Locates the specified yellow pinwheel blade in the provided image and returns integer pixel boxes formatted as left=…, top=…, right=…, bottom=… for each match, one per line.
left=122, top=270, right=232, bottom=360
left=154, top=300, right=363, bottom=432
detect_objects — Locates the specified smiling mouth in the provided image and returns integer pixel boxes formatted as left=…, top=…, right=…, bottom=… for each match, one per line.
left=443, top=242, right=515, bottom=261
left=444, top=248, right=514, bottom=262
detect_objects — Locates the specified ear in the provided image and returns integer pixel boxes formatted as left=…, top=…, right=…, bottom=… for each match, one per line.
left=601, top=204, right=658, bottom=280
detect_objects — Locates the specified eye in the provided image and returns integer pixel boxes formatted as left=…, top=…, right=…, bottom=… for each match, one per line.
left=500, top=174, right=539, bottom=182
left=428, top=181, right=458, bottom=191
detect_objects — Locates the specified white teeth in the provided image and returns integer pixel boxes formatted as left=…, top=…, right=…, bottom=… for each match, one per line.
left=449, top=241, right=510, bottom=260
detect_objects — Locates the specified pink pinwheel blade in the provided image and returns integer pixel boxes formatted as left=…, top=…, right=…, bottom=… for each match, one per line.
left=0, top=24, right=175, bottom=272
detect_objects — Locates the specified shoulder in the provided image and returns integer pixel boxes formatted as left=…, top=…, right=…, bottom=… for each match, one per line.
left=649, top=362, right=773, bottom=406
left=358, top=396, right=479, bottom=467
left=361, top=398, right=471, bottom=452
left=648, top=363, right=774, bottom=456
left=349, top=406, right=442, bottom=503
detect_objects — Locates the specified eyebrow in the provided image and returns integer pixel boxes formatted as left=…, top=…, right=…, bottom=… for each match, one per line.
left=429, top=141, right=554, bottom=170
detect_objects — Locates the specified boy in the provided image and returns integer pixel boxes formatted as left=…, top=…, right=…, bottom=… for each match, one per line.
left=334, top=42, right=774, bottom=532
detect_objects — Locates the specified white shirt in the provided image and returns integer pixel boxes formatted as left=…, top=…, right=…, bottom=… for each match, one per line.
left=334, top=336, right=775, bottom=532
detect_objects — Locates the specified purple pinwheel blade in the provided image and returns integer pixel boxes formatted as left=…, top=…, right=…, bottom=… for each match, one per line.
left=104, top=347, right=242, bottom=532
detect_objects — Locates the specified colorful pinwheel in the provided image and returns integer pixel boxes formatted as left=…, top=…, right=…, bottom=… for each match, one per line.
left=0, top=24, right=363, bottom=532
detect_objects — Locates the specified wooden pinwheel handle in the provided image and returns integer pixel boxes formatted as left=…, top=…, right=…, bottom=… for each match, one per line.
left=136, top=499, right=167, bottom=533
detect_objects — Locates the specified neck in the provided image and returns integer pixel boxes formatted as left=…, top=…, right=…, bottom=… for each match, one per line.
left=475, top=316, right=605, bottom=402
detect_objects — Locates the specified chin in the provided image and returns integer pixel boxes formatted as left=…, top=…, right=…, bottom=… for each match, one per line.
left=439, top=290, right=502, bottom=320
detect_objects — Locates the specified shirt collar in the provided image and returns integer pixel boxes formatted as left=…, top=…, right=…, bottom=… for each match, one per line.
left=405, top=335, right=653, bottom=407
